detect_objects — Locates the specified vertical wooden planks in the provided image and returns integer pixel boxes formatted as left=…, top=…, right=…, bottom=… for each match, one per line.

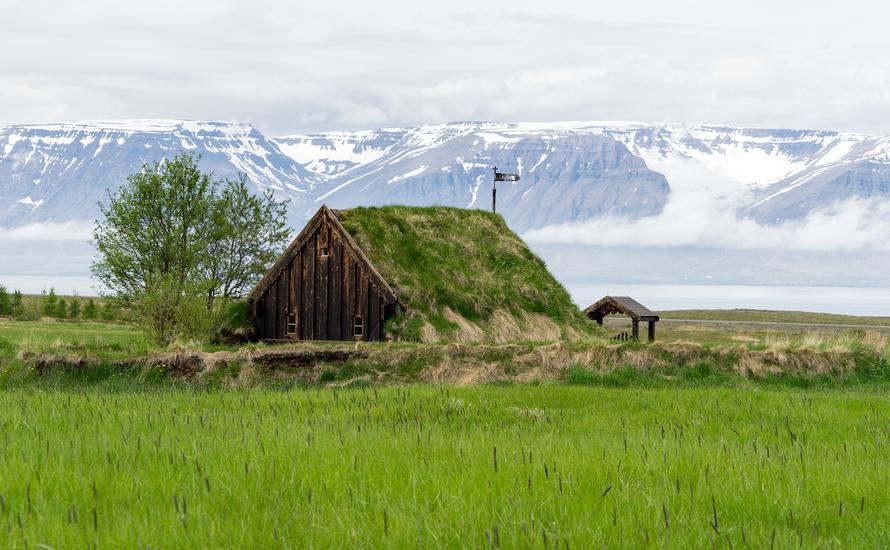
left=263, top=286, right=270, bottom=339
left=316, top=224, right=329, bottom=340
left=294, top=252, right=303, bottom=339
left=329, top=237, right=342, bottom=340
left=284, top=262, right=291, bottom=338
left=277, top=273, right=286, bottom=339
left=269, top=275, right=276, bottom=338
left=368, top=287, right=381, bottom=341
left=343, top=253, right=354, bottom=340
left=271, top=274, right=279, bottom=338
left=259, top=292, right=265, bottom=339
left=268, top=289, right=275, bottom=339
left=288, top=257, right=298, bottom=339
left=357, top=266, right=368, bottom=341
left=303, top=233, right=315, bottom=340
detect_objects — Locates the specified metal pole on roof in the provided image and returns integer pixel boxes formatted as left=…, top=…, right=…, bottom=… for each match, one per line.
left=492, top=166, right=520, bottom=214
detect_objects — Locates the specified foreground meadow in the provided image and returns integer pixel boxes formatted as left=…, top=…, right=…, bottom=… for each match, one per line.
left=1, top=385, right=889, bottom=547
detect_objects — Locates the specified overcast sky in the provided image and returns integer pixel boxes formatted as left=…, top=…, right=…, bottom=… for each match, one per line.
left=2, top=0, right=890, bottom=136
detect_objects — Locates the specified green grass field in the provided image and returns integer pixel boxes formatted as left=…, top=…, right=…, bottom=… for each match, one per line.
left=659, top=309, right=890, bottom=326
left=1, top=385, right=889, bottom=547
left=1, top=313, right=890, bottom=546
left=0, top=318, right=150, bottom=362
left=603, top=309, right=890, bottom=348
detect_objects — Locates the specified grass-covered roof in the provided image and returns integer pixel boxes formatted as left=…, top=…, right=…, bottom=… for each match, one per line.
left=334, top=206, right=596, bottom=343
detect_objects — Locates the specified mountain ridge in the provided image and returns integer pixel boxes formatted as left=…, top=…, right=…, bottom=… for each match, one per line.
left=2, top=119, right=890, bottom=232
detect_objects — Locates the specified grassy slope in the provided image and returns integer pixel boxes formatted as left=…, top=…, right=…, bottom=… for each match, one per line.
left=2, top=385, right=889, bottom=547
left=338, top=206, right=595, bottom=342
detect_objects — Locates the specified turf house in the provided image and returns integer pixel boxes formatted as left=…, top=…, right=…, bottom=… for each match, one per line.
left=248, top=205, right=591, bottom=342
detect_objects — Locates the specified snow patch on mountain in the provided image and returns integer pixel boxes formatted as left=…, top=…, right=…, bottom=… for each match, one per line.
left=15, top=196, right=44, bottom=209
left=388, top=165, right=428, bottom=183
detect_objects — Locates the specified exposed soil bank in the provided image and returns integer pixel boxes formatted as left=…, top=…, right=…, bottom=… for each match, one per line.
left=20, top=340, right=888, bottom=386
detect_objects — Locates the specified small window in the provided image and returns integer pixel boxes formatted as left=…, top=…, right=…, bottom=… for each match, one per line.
left=353, top=315, right=363, bottom=338
left=286, top=313, right=297, bottom=335
left=320, top=247, right=329, bottom=257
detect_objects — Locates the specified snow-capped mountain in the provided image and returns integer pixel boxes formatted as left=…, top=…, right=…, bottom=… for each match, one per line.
left=3, top=118, right=890, bottom=294
left=277, top=121, right=890, bottom=228
left=596, top=123, right=890, bottom=223
left=274, top=129, right=405, bottom=178
left=276, top=122, right=670, bottom=230
left=0, top=120, right=317, bottom=227
left=2, top=119, right=890, bottom=233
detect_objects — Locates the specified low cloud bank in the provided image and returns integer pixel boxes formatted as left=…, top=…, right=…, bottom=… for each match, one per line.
left=525, top=197, right=890, bottom=252
left=0, top=221, right=93, bottom=241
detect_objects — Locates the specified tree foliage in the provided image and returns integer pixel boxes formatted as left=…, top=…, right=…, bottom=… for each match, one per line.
left=0, top=285, right=10, bottom=316
left=101, top=301, right=116, bottom=321
left=57, top=298, right=68, bottom=319
left=11, top=291, right=24, bottom=318
left=69, top=298, right=81, bottom=319
left=93, top=154, right=215, bottom=304
left=92, top=153, right=290, bottom=344
left=83, top=299, right=98, bottom=320
left=42, top=288, right=58, bottom=318
left=203, top=175, right=290, bottom=308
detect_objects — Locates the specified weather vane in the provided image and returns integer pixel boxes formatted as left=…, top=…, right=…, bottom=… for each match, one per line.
left=491, top=166, right=520, bottom=214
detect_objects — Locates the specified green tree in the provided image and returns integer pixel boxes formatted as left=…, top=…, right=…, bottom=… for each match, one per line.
left=101, top=301, right=116, bottom=321
left=11, top=291, right=24, bottom=318
left=83, top=299, right=98, bottom=320
left=57, top=298, right=68, bottom=319
left=202, top=174, right=290, bottom=308
left=42, top=288, right=58, bottom=317
left=92, top=154, right=217, bottom=342
left=0, top=285, right=10, bottom=316
left=92, top=153, right=289, bottom=344
left=69, top=297, right=82, bottom=319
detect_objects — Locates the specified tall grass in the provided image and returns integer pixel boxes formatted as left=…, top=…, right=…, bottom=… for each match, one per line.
left=0, top=385, right=889, bottom=547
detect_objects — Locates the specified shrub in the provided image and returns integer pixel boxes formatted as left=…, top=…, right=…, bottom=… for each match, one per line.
left=11, top=291, right=25, bottom=319
left=83, top=299, right=97, bottom=319
left=57, top=298, right=68, bottom=319
left=69, top=298, right=81, bottom=319
left=42, top=288, right=58, bottom=317
left=0, top=285, right=10, bottom=316
left=101, top=302, right=117, bottom=321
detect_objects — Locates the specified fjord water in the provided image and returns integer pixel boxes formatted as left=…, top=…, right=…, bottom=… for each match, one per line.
left=568, top=283, right=890, bottom=316
left=1, top=269, right=887, bottom=317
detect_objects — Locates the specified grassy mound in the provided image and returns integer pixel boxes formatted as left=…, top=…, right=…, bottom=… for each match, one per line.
left=336, top=206, right=597, bottom=342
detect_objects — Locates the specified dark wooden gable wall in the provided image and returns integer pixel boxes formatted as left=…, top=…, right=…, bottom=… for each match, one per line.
left=252, top=213, right=394, bottom=341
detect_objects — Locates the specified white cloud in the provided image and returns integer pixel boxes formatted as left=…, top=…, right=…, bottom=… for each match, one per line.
left=2, top=1, right=890, bottom=134
left=524, top=196, right=890, bottom=252
left=0, top=221, right=93, bottom=241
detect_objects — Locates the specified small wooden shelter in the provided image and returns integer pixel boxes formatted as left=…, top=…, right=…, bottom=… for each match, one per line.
left=248, top=205, right=400, bottom=341
left=584, top=296, right=659, bottom=342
